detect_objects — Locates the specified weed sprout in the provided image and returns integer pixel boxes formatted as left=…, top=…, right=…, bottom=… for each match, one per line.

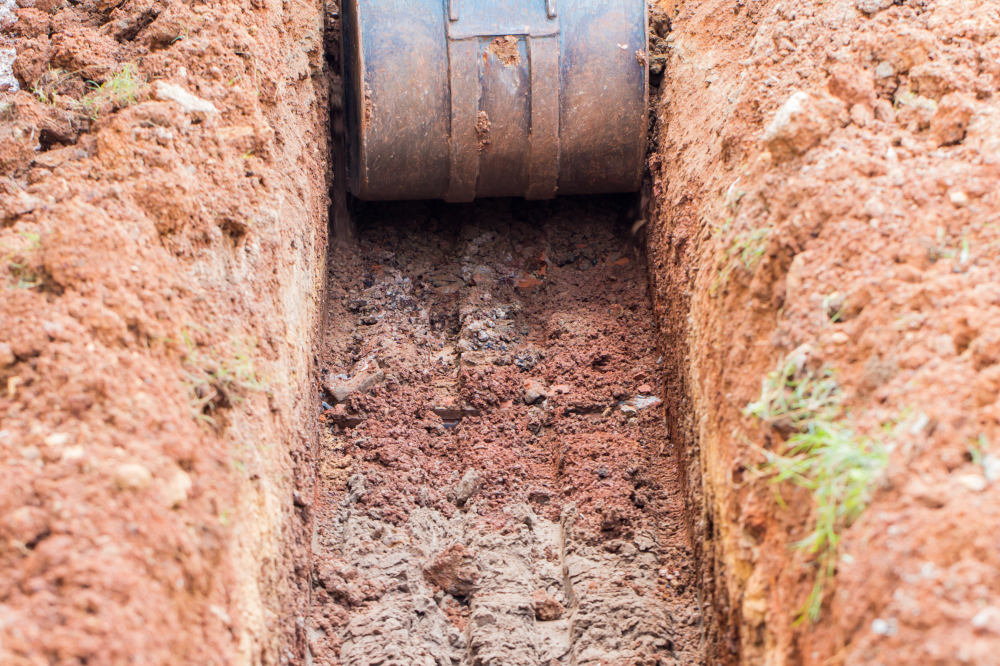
left=746, top=352, right=888, bottom=624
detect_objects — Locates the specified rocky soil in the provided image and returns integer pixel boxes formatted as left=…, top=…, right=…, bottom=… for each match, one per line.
left=648, top=0, right=1000, bottom=663
left=310, top=198, right=702, bottom=666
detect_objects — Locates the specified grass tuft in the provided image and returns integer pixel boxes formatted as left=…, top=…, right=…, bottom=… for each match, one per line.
left=80, top=64, right=144, bottom=119
left=2, top=231, right=43, bottom=290
left=746, top=351, right=841, bottom=431
left=712, top=226, right=772, bottom=295
left=759, top=420, right=888, bottom=623
left=746, top=352, right=888, bottom=624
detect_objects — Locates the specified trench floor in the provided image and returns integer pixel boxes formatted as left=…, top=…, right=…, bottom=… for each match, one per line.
left=308, top=197, right=701, bottom=666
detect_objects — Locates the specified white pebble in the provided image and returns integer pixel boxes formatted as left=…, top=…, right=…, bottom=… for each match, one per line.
left=982, top=455, right=1000, bottom=483
left=957, top=473, right=988, bottom=493
left=43, top=432, right=70, bottom=447
left=871, top=618, right=890, bottom=635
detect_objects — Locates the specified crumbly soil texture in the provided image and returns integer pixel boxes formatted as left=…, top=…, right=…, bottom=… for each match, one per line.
left=649, top=0, right=1000, bottom=663
left=0, top=0, right=331, bottom=661
left=310, top=198, right=702, bottom=666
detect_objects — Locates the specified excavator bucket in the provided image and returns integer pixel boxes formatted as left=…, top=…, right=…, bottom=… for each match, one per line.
left=342, top=0, right=648, bottom=202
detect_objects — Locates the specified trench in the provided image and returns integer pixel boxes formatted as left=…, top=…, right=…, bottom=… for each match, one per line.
left=302, top=194, right=704, bottom=665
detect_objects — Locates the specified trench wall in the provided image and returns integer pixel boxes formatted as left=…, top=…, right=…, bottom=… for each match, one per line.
left=0, top=0, right=332, bottom=662
left=648, top=0, right=1000, bottom=664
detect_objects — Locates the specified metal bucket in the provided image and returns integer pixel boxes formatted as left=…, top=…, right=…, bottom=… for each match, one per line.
left=342, top=0, right=648, bottom=202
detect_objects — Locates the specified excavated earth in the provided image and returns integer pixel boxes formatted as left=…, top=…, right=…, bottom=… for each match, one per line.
left=310, top=198, right=700, bottom=665
left=3, top=0, right=1000, bottom=663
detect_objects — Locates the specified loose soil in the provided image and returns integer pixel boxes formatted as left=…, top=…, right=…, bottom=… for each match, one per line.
left=310, top=197, right=701, bottom=665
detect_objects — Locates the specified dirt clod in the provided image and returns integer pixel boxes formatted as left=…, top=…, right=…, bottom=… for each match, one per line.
left=425, top=544, right=481, bottom=597
left=488, top=36, right=520, bottom=66
left=454, top=468, right=481, bottom=506
left=476, top=110, right=492, bottom=152
left=113, top=463, right=153, bottom=491
left=523, top=378, right=548, bottom=404
left=532, top=589, right=564, bottom=620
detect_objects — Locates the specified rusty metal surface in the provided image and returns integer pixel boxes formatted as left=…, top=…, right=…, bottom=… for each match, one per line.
left=343, top=0, right=647, bottom=201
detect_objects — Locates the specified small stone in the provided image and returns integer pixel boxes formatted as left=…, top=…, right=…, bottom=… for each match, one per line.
left=904, top=477, right=946, bottom=508
left=43, top=432, right=70, bottom=447
left=972, top=606, right=1000, bottom=635
left=973, top=367, right=1000, bottom=407
left=2, top=506, right=49, bottom=545
left=855, top=0, right=893, bottom=14
left=453, top=469, right=480, bottom=506
left=60, top=446, right=85, bottom=462
left=763, top=91, right=847, bottom=161
left=114, top=463, right=153, bottom=491
left=161, top=470, right=192, bottom=508
left=509, top=503, right=536, bottom=527
left=325, top=356, right=385, bottom=402
left=932, top=93, right=977, bottom=147
left=551, top=384, right=571, bottom=395
left=863, top=197, right=886, bottom=219
left=20, top=446, right=41, bottom=461
left=638, top=384, right=652, bottom=394
left=532, top=589, right=564, bottom=621
left=874, top=61, right=895, bottom=79
left=828, top=63, right=876, bottom=107
left=949, top=191, right=970, bottom=208
left=850, top=103, right=874, bottom=127
left=874, top=99, right=896, bottom=124
left=596, top=466, right=610, bottom=479
left=621, top=405, right=638, bottom=417
left=957, top=473, right=988, bottom=493
left=982, top=455, right=1000, bottom=483
left=516, top=277, right=544, bottom=291
left=523, top=379, right=548, bottom=405
left=154, top=82, right=218, bottom=115
left=785, top=252, right=810, bottom=301
left=470, top=267, right=493, bottom=285
left=347, top=474, right=367, bottom=504
left=871, top=618, right=892, bottom=635
left=831, top=332, right=849, bottom=344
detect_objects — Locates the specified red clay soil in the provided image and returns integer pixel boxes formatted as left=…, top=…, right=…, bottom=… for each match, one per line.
left=0, top=0, right=332, bottom=663
left=310, top=198, right=702, bottom=665
left=648, top=0, right=1000, bottom=663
